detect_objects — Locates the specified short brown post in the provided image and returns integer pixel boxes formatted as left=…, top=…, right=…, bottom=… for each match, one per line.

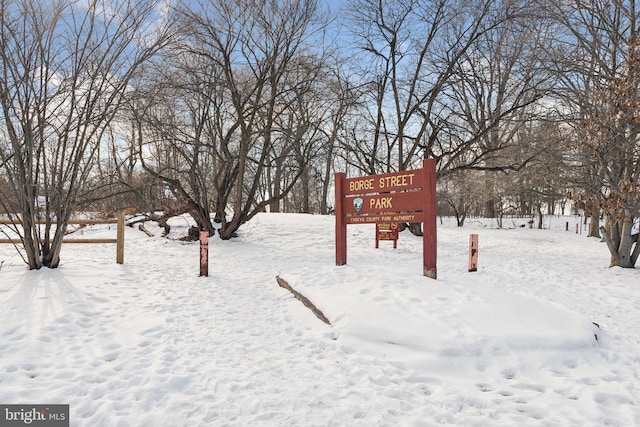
left=565, top=221, right=569, bottom=231
left=469, top=234, right=478, bottom=272
left=199, top=230, right=209, bottom=277
left=375, top=223, right=379, bottom=249
left=335, top=172, right=347, bottom=265
left=575, top=223, right=579, bottom=234
left=116, top=210, right=125, bottom=264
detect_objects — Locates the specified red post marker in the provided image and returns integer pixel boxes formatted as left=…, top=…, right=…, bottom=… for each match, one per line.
left=199, top=230, right=209, bottom=277
left=469, top=234, right=478, bottom=272
left=335, top=172, right=347, bottom=265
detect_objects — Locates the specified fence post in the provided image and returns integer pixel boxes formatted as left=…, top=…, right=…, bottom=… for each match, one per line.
left=116, top=211, right=125, bottom=264
left=469, top=234, right=478, bottom=272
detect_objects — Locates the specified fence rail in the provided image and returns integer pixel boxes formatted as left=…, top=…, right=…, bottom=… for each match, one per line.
left=0, top=211, right=125, bottom=264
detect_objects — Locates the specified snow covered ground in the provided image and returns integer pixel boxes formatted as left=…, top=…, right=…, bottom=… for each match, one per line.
left=0, top=213, right=638, bottom=426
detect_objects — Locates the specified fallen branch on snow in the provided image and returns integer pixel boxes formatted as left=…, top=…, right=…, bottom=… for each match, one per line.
left=276, top=276, right=331, bottom=325
left=138, top=224, right=154, bottom=237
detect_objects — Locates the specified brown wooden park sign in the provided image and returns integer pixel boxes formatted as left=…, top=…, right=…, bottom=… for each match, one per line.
left=335, top=159, right=437, bottom=278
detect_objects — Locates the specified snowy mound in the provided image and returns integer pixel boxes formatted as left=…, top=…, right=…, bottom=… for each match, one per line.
left=249, top=212, right=597, bottom=361
left=281, top=267, right=600, bottom=370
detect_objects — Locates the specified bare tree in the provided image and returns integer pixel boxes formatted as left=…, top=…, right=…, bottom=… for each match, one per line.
left=177, top=0, right=328, bottom=239
left=549, top=0, right=640, bottom=267
left=438, top=167, right=484, bottom=227
left=445, top=6, right=555, bottom=218
left=123, top=45, right=223, bottom=237
left=315, top=63, right=363, bottom=214
left=345, top=0, right=529, bottom=175
left=266, top=53, right=327, bottom=214
left=0, top=0, right=172, bottom=268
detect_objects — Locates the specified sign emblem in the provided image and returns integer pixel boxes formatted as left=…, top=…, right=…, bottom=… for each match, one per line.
left=353, top=197, right=363, bottom=213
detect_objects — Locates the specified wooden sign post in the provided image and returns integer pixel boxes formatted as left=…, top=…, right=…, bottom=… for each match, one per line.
left=335, top=159, right=437, bottom=278
left=199, top=230, right=209, bottom=277
left=116, top=210, right=125, bottom=264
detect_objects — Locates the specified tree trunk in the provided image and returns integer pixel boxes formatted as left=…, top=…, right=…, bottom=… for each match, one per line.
left=587, top=209, right=600, bottom=238
left=601, top=214, right=636, bottom=268
left=408, top=222, right=423, bottom=236
left=301, top=165, right=310, bottom=214
left=21, top=215, right=41, bottom=270
left=42, top=226, right=66, bottom=268
left=320, top=140, right=335, bottom=215
left=188, top=204, right=215, bottom=237
left=269, top=159, right=283, bottom=213
left=484, top=172, right=496, bottom=218
left=536, top=205, right=543, bottom=229
left=484, top=198, right=496, bottom=219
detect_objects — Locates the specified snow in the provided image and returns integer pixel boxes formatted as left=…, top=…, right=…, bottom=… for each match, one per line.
left=0, top=213, right=639, bottom=426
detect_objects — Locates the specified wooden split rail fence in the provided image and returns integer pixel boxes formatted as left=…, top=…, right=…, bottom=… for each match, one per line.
left=0, top=211, right=125, bottom=264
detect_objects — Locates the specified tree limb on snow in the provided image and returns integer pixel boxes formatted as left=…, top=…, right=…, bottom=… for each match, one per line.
left=138, top=224, right=154, bottom=237
left=276, top=276, right=331, bottom=325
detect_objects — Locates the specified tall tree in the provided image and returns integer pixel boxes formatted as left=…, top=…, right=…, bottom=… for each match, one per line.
left=179, top=0, right=328, bottom=239
left=346, top=0, right=526, bottom=175
left=318, top=64, right=362, bottom=215
left=0, top=0, right=172, bottom=268
left=446, top=6, right=554, bottom=218
left=126, top=45, right=223, bottom=236
left=549, top=0, right=640, bottom=267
